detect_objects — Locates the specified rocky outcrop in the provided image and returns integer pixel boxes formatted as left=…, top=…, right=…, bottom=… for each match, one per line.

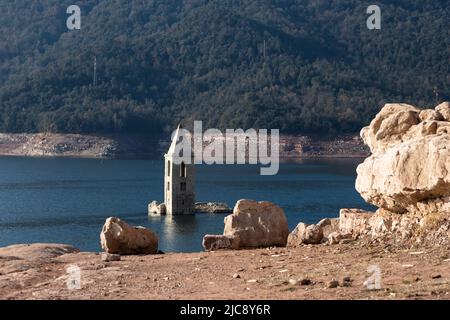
left=148, top=201, right=166, bottom=215
left=0, top=243, right=79, bottom=261
left=336, top=208, right=450, bottom=246
left=100, top=217, right=159, bottom=255
left=223, top=200, right=290, bottom=248
left=356, top=102, right=450, bottom=216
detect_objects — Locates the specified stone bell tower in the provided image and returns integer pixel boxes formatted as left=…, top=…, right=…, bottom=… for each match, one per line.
left=164, top=125, right=196, bottom=215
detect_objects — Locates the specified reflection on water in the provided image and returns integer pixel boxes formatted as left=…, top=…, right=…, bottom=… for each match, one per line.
left=0, top=157, right=372, bottom=252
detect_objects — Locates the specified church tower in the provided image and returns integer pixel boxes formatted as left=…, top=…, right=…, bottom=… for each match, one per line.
left=164, top=125, right=196, bottom=215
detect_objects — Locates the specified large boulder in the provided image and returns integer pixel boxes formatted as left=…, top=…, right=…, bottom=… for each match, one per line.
left=356, top=103, right=450, bottom=215
left=100, top=217, right=159, bottom=255
left=222, top=199, right=290, bottom=248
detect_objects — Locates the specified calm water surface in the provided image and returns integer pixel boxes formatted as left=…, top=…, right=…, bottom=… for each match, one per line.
left=0, top=157, right=372, bottom=252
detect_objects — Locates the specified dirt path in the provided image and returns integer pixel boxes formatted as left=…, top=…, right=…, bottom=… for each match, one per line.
left=1, top=242, right=449, bottom=300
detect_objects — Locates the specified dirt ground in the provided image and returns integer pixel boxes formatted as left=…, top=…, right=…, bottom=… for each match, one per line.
left=0, top=242, right=449, bottom=300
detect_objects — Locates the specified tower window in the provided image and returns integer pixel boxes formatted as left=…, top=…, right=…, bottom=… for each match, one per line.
left=167, top=160, right=171, bottom=176
left=167, top=182, right=170, bottom=191
left=180, top=162, right=186, bottom=178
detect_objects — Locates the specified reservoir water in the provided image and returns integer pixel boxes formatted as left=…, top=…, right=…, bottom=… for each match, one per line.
left=0, top=157, right=372, bottom=252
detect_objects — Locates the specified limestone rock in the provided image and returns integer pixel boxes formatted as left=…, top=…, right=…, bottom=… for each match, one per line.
left=336, top=207, right=450, bottom=245
left=202, top=235, right=240, bottom=251
left=419, top=109, right=443, bottom=121
left=303, top=225, right=324, bottom=244
left=318, top=218, right=340, bottom=239
left=287, top=222, right=324, bottom=246
left=328, top=232, right=352, bottom=245
left=361, top=103, right=420, bottom=153
left=356, top=102, right=450, bottom=215
left=436, top=102, right=450, bottom=121
left=100, top=217, right=159, bottom=255
left=287, top=223, right=307, bottom=247
left=148, top=201, right=166, bottom=215
left=339, top=209, right=375, bottom=236
left=223, top=199, right=289, bottom=248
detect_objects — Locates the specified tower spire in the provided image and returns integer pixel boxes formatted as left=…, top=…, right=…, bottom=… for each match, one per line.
left=166, top=123, right=183, bottom=157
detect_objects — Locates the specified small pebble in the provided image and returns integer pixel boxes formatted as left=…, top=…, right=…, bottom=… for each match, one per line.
left=101, top=253, right=121, bottom=262
left=342, top=276, right=352, bottom=287
left=300, top=278, right=312, bottom=286
left=327, top=280, right=339, bottom=289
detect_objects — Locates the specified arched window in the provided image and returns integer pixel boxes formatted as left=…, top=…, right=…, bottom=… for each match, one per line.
left=180, top=162, right=186, bottom=178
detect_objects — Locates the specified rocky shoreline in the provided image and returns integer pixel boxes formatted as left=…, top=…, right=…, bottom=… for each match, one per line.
left=1, top=102, right=449, bottom=300
left=0, top=132, right=369, bottom=159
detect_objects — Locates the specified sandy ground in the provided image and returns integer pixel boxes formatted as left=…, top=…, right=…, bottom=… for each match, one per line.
left=1, top=242, right=449, bottom=300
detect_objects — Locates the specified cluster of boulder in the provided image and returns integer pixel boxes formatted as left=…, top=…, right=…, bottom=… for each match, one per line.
left=202, top=203, right=357, bottom=251
left=101, top=102, right=450, bottom=255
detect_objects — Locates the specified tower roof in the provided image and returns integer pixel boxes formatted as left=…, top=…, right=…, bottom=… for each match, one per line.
left=166, top=124, right=182, bottom=156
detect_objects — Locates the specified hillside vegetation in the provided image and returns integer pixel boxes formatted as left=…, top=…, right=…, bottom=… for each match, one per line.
left=0, top=0, right=448, bottom=134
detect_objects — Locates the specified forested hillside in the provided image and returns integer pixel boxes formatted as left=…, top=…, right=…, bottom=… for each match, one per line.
left=0, top=0, right=448, bottom=134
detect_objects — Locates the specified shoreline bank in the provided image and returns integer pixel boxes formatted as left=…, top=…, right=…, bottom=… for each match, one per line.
left=0, top=132, right=369, bottom=159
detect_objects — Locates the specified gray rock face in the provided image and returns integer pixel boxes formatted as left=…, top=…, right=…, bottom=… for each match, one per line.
left=223, top=200, right=290, bottom=248
left=100, top=217, right=159, bottom=255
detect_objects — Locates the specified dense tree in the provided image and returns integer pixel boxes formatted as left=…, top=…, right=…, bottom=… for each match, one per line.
left=0, top=0, right=448, bottom=134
